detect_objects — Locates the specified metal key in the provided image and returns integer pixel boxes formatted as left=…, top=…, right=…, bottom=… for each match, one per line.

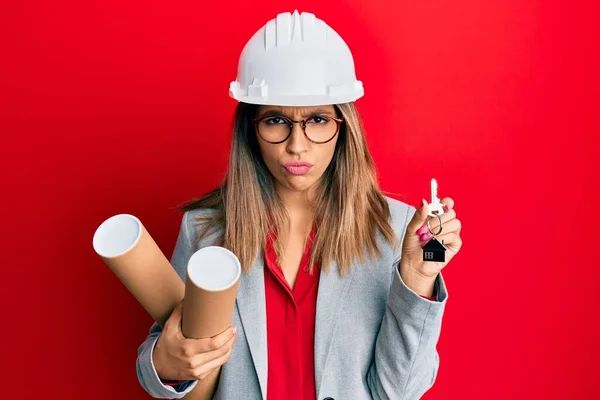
left=428, top=178, right=445, bottom=217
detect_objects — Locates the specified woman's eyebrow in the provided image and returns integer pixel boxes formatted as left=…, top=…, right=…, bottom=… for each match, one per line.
left=259, top=109, right=285, bottom=117
left=301, top=108, right=334, bottom=117
left=259, top=108, right=334, bottom=118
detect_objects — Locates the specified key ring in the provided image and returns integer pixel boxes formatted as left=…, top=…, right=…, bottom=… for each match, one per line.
left=426, top=214, right=443, bottom=236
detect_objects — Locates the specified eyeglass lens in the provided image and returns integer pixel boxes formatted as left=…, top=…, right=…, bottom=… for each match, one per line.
left=257, top=116, right=338, bottom=143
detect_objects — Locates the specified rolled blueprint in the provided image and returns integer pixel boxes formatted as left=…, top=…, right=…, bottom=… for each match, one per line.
left=92, top=214, right=184, bottom=327
left=182, top=246, right=242, bottom=339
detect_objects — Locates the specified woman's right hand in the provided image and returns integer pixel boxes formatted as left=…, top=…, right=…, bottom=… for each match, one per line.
left=152, top=301, right=237, bottom=381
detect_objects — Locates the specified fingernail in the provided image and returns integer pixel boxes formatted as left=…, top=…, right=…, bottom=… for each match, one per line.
left=420, top=232, right=433, bottom=241
left=416, top=224, right=427, bottom=235
left=444, top=204, right=452, bottom=212
left=233, top=327, right=237, bottom=334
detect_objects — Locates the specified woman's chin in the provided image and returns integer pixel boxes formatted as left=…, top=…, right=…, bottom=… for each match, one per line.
left=282, top=176, right=314, bottom=192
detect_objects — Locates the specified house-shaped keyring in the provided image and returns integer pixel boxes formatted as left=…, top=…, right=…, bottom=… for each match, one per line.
left=423, top=237, right=447, bottom=262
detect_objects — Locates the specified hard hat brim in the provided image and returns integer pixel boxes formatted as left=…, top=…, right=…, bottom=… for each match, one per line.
left=229, top=91, right=364, bottom=107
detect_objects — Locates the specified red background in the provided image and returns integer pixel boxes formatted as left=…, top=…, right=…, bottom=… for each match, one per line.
left=1, top=0, right=598, bottom=398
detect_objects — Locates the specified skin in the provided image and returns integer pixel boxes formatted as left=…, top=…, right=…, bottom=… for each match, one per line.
left=255, top=105, right=339, bottom=288
left=255, top=105, right=339, bottom=203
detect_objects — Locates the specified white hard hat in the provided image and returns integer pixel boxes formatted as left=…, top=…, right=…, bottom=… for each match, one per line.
left=229, top=10, right=364, bottom=106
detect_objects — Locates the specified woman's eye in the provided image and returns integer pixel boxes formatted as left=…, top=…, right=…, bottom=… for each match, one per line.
left=265, top=117, right=286, bottom=125
left=308, top=116, right=329, bottom=124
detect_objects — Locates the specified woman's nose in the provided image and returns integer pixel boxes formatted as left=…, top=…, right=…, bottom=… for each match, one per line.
left=286, top=122, right=309, bottom=154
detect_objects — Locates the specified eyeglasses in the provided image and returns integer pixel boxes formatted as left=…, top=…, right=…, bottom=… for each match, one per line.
left=252, top=114, right=343, bottom=144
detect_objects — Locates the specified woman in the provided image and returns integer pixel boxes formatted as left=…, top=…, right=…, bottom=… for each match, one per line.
left=136, top=10, right=462, bottom=400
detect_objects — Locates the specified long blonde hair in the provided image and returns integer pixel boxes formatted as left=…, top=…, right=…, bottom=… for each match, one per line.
left=178, top=102, right=399, bottom=276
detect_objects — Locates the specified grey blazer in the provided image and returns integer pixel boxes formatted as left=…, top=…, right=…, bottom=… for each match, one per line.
left=136, top=197, right=448, bottom=400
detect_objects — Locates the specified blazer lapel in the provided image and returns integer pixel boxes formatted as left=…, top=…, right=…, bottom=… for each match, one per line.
left=235, top=250, right=268, bottom=400
left=314, top=260, right=355, bottom=395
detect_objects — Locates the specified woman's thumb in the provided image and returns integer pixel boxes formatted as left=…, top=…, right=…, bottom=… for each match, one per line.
left=408, top=198, right=430, bottom=231
left=165, top=299, right=184, bottom=330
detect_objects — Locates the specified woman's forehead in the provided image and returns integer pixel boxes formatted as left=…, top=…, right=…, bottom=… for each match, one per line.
left=258, top=105, right=336, bottom=116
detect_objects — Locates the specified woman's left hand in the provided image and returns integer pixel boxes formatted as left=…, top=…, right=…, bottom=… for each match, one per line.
left=399, top=197, right=463, bottom=296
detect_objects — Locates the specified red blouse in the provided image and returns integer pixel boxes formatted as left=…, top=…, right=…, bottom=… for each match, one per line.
left=264, top=226, right=320, bottom=400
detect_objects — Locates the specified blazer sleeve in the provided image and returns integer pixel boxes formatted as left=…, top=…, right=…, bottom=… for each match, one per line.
left=136, top=211, right=199, bottom=398
left=366, top=204, right=449, bottom=400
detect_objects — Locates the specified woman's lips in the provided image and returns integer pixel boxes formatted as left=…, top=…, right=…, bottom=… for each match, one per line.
left=283, top=162, right=313, bottom=175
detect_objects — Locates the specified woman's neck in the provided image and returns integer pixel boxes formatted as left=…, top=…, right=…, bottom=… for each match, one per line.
left=276, top=184, right=315, bottom=229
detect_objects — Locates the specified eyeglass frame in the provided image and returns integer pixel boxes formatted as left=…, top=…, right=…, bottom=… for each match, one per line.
left=252, top=114, right=344, bottom=144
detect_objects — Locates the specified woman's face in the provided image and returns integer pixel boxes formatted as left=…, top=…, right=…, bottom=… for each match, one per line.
left=255, top=105, right=339, bottom=195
